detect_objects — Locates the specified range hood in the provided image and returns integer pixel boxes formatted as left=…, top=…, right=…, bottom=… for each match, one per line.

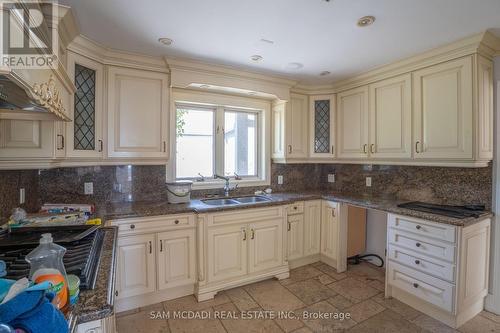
left=0, top=71, right=70, bottom=122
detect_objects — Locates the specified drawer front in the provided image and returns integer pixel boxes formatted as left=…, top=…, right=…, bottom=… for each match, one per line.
left=208, top=206, right=284, bottom=226
left=388, top=262, right=454, bottom=313
left=286, top=202, right=304, bottom=215
left=388, top=214, right=456, bottom=243
left=112, top=215, right=194, bottom=235
left=388, top=228, right=456, bottom=263
left=388, top=245, right=455, bottom=282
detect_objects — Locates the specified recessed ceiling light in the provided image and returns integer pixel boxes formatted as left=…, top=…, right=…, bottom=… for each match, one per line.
left=199, top=84, right=211, bottom=89
left=158, top=37, right=173, bottom=46
left=320, top=71, right=331, bottom=76
left=286, top=62, right=304, bottom=70
left=357, top=16, right=375, bottom=27
left=251, top=55, right=263, bottom=62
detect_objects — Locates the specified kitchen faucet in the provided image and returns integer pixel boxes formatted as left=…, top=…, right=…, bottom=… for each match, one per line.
left=213, top=174, right=237, bottom=197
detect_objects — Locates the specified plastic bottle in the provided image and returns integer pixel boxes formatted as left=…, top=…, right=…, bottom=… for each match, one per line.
left=25, top=233, right=69, bottom=311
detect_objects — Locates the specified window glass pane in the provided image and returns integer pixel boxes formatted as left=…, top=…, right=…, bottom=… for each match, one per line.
left=176, top=106, right=214, bottom=178
left=314, top=100, right=330, bottom=153
left=224, top=111, right=257, bottom=177
left=74, top=64, right=96, bottom=150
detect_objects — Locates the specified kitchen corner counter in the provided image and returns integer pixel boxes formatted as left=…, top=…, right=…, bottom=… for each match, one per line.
left=70, top=226, right=117, bottom=326
left=100, top=192, right=492, bottom=227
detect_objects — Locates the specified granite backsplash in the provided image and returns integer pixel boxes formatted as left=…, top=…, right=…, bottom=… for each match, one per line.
left=0, top=163, right=493, bottom=224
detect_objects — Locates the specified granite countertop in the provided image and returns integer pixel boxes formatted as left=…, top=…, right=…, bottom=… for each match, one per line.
left=70, top=226, right=117, bottom=327
left=100, top=192, right=493, bottom=227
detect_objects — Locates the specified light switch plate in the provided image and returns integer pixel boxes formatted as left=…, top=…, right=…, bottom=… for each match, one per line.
left=366, top=177, right=372, bottom=187
left=328, top=174, right=335, bottom=183
left=19, top=188, right=25, bottom=204
left=277, top=175, right=284, bottom=185
left=84, top=182, right=94, bottom=195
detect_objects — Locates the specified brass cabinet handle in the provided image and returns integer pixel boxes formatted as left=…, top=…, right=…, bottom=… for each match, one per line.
left=160, top=240, right=163, bottom=252
left=416, top=242, right=421, bottom=248
left=413, top=283, right=419, bottom=289
left=174, top=219, right=179, bottom=224
left=163, top=141, right=167, bottom=152
left=332, top=208, right=335, bottom=217
left=415, top=260, right=420, bottom=265
left=331, top=145, right=334, bottom=154
left=242, top=228, right=247, bottom=241
left=251, top=228, right=255, bottom=240
left=287, top=221, right=291, bottom=231
left=287, top=145, right=292, bottom=154
left=370, top=144, right=375, bottom=154
left=149, top=241, right=152, bottom=254
left=115, top=290, right=118, bottom=297
left=415, top=141, right=420, bottom=153
left=363, top=144, right=367, bottom=154
left=130, top=224, right=135, bottom=229
left=416, top=225, right=422, bottom=230
left=98, top=139, right=103, bottom=152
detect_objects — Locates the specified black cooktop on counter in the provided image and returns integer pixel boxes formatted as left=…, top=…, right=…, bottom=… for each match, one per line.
left=397, top=201, right=486, bottom=219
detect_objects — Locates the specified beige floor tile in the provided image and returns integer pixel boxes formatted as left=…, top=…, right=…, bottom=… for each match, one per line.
left=116, top=309, right=170, bottom=333
left=347, top=263, right=386, bottom=283
left=279, top=265, right=322, bottom=286
left=310, top=261, right=323, bottom=267
left=315, top=263, right=348, bottom=280
left=225, top=287, right=259, bottom=311
left=168, top=307, right=226, bottom=333
left=298, top=300, right=357, bottom=331
left=244, top=279, right=305, bottom=311
left=285, top=279, right=337, bottom=305
left=371, top=293, right=421, bottom=320
left=274, top=313, right=304, bottom=333
left=481, top=310, right=500, bottom=324
left=163, top=293, right=231, bottom=312
left=458, top=314, right=500, bottom=333
left=328, top=277, right=379, bottom=302
left=314, top=274, right=335, bottom=285
left=411, top=314, right=459, bottom=333
left=345, top=299, right=385, bottom=323
left=214, top=302, right=282, bottom=333
left=327, top=294, right=356, bottom=310
left=349, top=309, right=425, bottom=333
left=290, top=327, right=313, bottom=333
left=116, top=307, right=140, bottom=318
left=368, top=279, right=386, bottom=292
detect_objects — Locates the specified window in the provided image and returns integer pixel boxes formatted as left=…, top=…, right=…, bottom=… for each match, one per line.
left=174, top=103, right=263, bottom=184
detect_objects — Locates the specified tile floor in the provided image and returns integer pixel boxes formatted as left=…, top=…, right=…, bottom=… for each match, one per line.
left=116, top=262, right=500, bottom=333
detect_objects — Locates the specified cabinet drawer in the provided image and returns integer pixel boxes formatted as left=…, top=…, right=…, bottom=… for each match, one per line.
left=286, top=202, right=304, bottom=215
left=388, top=214, right=456, bottom=243
left=388, top=262, right=454, bottom=313
left=388, top=245, right=455, bottom=282
left=388, top=228, right=456, bottom=263
left=112, top=215, right=194, bottom=235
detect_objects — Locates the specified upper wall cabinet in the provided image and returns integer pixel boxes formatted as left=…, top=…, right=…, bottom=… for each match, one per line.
left=413, top=56, right=473, bottom=160
left=309, top=95, right=335, bottom=158
left=66, top=51, right=104, bottom=159
left=369, top=74, right=412, bottom=159
left=287, top=94, right=309, bottom=158
left=336, top=87, right=369, bottom=159
left=107, top=66, right=169, bottom=159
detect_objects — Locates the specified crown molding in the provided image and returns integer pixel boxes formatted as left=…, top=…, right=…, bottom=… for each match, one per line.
left=68, top=35, right=168, bottom=73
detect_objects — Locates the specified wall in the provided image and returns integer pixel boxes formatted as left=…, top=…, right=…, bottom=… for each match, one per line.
left=0, top=170, right=40, bottom=224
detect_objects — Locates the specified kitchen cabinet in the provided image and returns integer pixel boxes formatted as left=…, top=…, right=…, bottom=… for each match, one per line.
left=304, top=200, right=322, bottom=256
left=336, top=86, right=369, bottom=159
left=207, top=224, right=248, bottom=283
left=66, top=51, right=104, bottom=159
left=107, top=66, right=169, bottom=159
left=249, top=219, right=284, bottom=273
left=369, top=74, right=412, bottom=159
left=116, top=234, right=156, bottom=299
left=386, top=214, right=491, bottom=328
left=157, top=229, right=196, bottom=290
left=321, top=201, right=340, bottom=265
left=413, top=56, right=473, bottom=160
left=0, top=120, right=54, bottom=158
left=287, top=214, right=304, bottom=261
left=309, top=95, right=336, bottom=158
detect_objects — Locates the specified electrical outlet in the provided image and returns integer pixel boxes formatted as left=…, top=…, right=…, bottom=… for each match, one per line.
left=19, top=188, right=25, bottom=204
left=328, top=174, right=335, bottom=183
left=84, top=182, right=94, bottom=195
left=366, top=177, right=372, bottom=187
left=277, top=175, right=284, bottom=185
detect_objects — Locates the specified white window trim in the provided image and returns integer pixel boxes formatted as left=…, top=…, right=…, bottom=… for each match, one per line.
left=167, top=89, right=271, bottom=190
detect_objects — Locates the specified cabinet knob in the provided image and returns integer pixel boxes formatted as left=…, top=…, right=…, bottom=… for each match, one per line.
left=174, top=219, right=179, bottom=224
left=115, top=290, right=118, bottom=296
left=416, top=225, right=422, bottom=230
left=415, top=242, right=421, bottom=247
left=287, top=145, right=292, bottom=154
left=293, top=206, right=297, bottom=210
left=413, top=283, right=419, bottom=289
left=415, top=260, right=420, bottom=265
left=130, top=224, right=135, bottom=229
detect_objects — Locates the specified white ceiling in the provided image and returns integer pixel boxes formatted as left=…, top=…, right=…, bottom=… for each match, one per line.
left=61, top=0, right=500, bottom=84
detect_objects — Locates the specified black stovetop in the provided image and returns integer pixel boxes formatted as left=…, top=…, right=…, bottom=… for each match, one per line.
left=397, top=201, right=486, bottom=219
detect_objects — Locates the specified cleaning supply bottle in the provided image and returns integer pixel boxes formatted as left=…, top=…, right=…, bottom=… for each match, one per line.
left=25, top=233, right=69, bottom=311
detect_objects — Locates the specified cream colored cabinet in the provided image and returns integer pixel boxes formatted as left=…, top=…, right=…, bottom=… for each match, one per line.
left=304, top=200, right=322, bottom=256
left=249, top=220, right=284, bottom=273
left=0, top=120, right=54, bottom=158
left=476, top=55, right=494, bottom=161
left=107, top=66, right=169, bottom=159
left=369, top=74, right=412, bottom=159
left=336, top=86, right=369, bottom=159
left=66, top=51, right=104, bottom=159
left=321, top=201, right=339, bottom=263
left=272, top=100, right=286, bottom=159
left=287, top=214, right=304, bottom=261
left=116, top=234, right=156, bottom=299
left=157, top=229, right=196, bottom=290
left=207, top=224, right=248, bottom=283
left=286, top=94, right=309, bottom=158
left=309, top=95, right=336, bottom=158
left=413, top=57, right=473, bottom=160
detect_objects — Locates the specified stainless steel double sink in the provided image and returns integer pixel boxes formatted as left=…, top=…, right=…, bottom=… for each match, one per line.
left=201, top=195, right=271, bottom=206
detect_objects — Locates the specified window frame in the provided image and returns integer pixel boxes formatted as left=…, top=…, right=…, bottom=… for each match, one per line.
left=168, top=89, right=271, bottom=190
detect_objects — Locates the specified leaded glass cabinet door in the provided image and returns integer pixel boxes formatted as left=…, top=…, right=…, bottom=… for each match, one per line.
left=66, top=51, right=104, bottom=158
left=309, top=95, right=335, bottom=158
